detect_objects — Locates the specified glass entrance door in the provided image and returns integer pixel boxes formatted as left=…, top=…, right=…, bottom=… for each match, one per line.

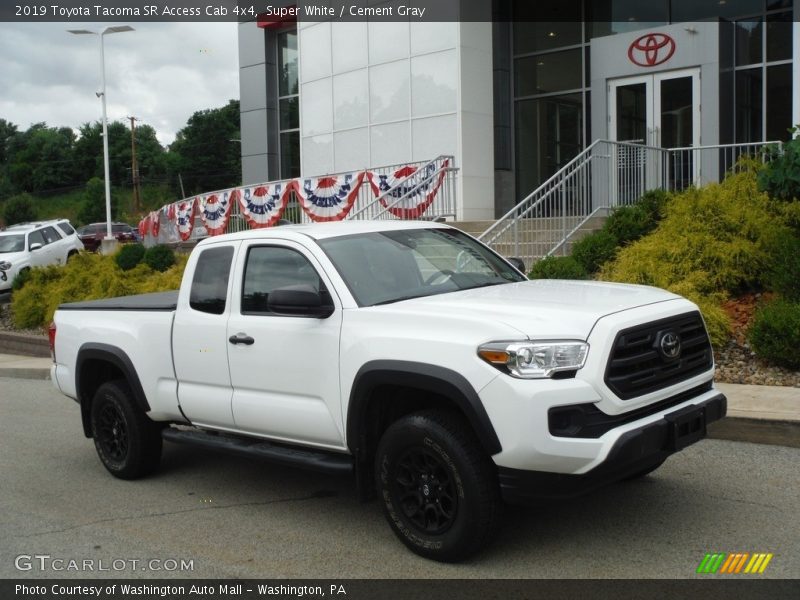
left=610, top=69, right=701, bottom=191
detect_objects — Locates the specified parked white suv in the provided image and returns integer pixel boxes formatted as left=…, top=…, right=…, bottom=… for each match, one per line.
left=0, top=219, right=84, bottom=291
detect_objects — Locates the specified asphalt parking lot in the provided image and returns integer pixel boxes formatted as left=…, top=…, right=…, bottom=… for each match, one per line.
left=1, top=377, right=798, bottom=579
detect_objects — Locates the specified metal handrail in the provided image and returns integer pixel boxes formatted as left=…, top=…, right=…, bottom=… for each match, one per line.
left=477, top=139, right=783, bottom=265
left=347, top=155, right=453, bottom=221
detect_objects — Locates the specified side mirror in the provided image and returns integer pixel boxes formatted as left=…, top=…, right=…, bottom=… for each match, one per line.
left=507, top=257, right=526, bottom=274
left=30, top=243, right=43, bottom=251
left=267, top=285, right=334, bottom=318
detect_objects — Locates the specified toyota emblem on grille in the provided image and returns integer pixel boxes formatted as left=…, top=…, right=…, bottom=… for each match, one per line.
left=660, top=332, right=681, bottom=359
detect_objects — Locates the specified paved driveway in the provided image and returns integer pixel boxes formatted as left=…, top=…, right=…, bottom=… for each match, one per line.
left=1, top=377, right=798, bottom=579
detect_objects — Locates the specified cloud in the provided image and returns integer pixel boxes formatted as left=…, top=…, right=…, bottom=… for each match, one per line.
left=0, top=21, right=239, bottom=145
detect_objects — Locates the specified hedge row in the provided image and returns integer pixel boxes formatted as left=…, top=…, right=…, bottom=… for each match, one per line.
left=12, top=250, right=187, bottom=329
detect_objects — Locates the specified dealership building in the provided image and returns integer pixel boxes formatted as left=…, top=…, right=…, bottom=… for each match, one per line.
left=237, top=0, right=800, bottom=221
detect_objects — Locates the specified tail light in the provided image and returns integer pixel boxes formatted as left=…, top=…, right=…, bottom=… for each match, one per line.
left=48, top=321, right=57, bottom=362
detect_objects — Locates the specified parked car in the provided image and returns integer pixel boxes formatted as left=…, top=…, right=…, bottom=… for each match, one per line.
left=0, top=219, right=84, bottom=292
left=50, top=221, right=725, bottom=562
left=77, top=222, right=141, bottom=252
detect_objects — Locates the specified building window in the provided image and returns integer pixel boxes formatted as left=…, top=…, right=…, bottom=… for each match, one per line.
left=731, top=4, right=795, bottom=142
left=277, top=29, right=300, bottom=179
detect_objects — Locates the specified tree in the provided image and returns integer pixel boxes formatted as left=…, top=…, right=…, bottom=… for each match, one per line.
left=73, top=120, right=167, bottom=189
left=5, top=123, right=79, bottom=194
left=167, top=100, right=241, bottom=195
left=0, top=118, right=19, bottom=165
left=77, top=177, right=118, bottom=225
left=0, top=118, right=19, bottom=201
left=3, top=193, right=38, bottom=225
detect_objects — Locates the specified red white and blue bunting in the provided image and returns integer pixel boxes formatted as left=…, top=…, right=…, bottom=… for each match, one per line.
left=138, top=216, right=148, bottom=237
left=238, top=183, right=291, bottom=228
left=176, top=198, right=197, bottom=241
left=149, top=211, right=160, bottom=238
left=368, top=158, right=450, bottom=219
left=136, top=159, right=449, bottom=239
left=292, top=172, right=365, bottom=222
left=200, top=189, right=237, bottom=236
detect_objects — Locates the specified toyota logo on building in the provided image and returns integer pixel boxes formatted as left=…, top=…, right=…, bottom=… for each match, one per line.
left=628, top=33, right=676, bottom=67
left=660, top=332, right=682, bottom=360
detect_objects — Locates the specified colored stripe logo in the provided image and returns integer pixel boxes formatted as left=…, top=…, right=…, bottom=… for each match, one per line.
left=696, top=553, right=774, bottom=574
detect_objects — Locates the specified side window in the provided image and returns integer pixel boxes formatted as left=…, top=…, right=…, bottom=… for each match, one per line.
left=28, top=230, right=46, bottom=249
left=57, top=222, right=75, bottom=236
left=242, top=246, right=328, bottom=314
left=41, top=226, right=61, bottom=244
left=190, top=246, right=234, bottom=315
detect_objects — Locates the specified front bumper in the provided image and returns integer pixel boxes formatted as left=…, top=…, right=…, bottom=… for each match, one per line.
left=498, top=393, right=726, bottom=504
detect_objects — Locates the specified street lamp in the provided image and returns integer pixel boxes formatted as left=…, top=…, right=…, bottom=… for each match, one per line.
left=68, top=26, right=134, bottom=254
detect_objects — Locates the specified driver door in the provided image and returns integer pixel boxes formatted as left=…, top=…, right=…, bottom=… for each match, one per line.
left=226, top=240, right=345, bottom=449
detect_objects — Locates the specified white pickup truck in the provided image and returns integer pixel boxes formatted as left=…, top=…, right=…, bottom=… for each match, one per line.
left=50, top=221, right=726, bottom=562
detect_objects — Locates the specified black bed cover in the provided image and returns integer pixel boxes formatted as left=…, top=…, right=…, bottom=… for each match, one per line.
left=58, top=291, right=179, bottom=312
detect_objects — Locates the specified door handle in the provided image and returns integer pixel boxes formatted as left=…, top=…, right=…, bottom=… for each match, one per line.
left=228, top=333, right=255, bottom=345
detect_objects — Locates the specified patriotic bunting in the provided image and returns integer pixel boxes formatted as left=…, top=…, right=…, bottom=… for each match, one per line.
left=134, top=158, right=450, bottom=243
left=368, top=158, right=450, bottom=219
left=292, top=172, right=365, bottom=222
left=149, top=211, right=160, bottom=238
left=200, top=189, right=237, bottom=236
left=238, top=183, right=291, bottom=228
left=176, top=198, right=197, bottom=241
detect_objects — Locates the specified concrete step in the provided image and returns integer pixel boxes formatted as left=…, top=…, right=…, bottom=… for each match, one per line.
left=0, top=331, right=49, bottom=358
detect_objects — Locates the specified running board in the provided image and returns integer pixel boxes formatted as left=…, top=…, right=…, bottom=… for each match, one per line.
left=162, top=428, right=353, bottom=475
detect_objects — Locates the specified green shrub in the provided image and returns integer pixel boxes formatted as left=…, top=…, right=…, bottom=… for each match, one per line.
left=636, top=189, right=670, bottom=222
left=749, top=299, right=800, bottom=369
left=143, top=245, right=175, bottom=272
left=11, top=252, right=187, bottom=329
left=604, top=204, right=653, bottom=245
left=762, top=229, right=800, bottom=301
left=757, top=129, right=800, bottom=202
left=115, top=243, right=146, bottom=271
left=571, top=230, right=618, bottom=274
left=529, top=255, right=587, bottom=280
left=602, top=169, right=787, bottom=296
left=11, top=267, right=32, bottom=292
left=3, top=193, right=38, bottom=225
left=599, top=167, right=796, bottom=346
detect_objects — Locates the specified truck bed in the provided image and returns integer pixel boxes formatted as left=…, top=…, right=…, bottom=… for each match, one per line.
left=58, top=291, right=179, bottom=312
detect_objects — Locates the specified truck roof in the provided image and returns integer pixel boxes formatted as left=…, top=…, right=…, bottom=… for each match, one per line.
left=196, top=220, right=451, bottom=245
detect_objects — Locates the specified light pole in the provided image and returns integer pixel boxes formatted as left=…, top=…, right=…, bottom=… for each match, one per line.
left=68, top=26, right=134, bottom=254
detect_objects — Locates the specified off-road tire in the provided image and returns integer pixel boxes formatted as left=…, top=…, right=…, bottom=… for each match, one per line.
left=90, top=379, right=162, bottom=479
left=375, top=410, right=501, bottom=562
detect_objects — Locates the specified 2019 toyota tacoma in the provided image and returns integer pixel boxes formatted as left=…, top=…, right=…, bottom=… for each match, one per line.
left=50, top=221, right=726, bottom=561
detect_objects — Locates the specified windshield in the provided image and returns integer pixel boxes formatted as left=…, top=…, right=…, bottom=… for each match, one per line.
left=0, top=234, right=25, bottom=253
left=317, top=228, right=526, bottom=307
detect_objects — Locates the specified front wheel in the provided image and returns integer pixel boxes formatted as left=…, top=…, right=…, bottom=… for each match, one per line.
left=90, top=379, right=162, bottom=479
left=375, top=410, right=501, bottom=562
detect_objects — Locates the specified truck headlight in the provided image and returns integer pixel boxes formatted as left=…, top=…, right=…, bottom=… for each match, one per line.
left=0, top=261, right=11, bottom=270
left=478, top=341, right=589, bottom=379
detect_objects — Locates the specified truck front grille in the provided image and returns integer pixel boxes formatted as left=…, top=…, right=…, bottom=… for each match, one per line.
left=604, top=311, right=713, bottom=400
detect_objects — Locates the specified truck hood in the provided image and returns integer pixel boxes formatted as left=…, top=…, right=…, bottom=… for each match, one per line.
left=376, top=280, right=682, bottom=340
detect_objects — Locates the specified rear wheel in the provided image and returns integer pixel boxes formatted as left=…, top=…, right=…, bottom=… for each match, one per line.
left=375, top=410, right=501, bottom=562
left=90, top=379, right=162, bottom=479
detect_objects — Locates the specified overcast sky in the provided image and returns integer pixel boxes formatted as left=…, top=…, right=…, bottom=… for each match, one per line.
left=0, top=21, right=239, bottom=145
